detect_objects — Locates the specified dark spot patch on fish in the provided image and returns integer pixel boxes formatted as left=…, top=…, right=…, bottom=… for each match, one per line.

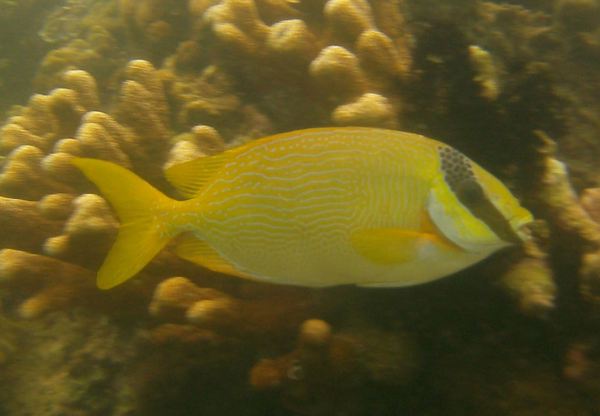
left=438, top=146, right=475, bottom=189
left=438, top=146, right=521, bottom=244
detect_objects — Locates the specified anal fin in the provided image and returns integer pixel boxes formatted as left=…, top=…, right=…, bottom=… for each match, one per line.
left=175, top=233, right=251, bottom=279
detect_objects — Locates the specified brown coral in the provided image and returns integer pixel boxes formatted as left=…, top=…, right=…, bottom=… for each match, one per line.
left=249, top=318, right=419, bottom=413
left=524, top=131, right=600, bottom=308
left=331, top=92, right=397, bottom=127
left=2, top=0, right=600, bottom=414
left=530, top=131, right=600, bottom=247
left=0, top=196, right=63, bottom=252
left=43, top=193, right=118, bottom=268
left=149, top=276, right=315, bottom=339
left=265, top=19, right=318, bottom=63
left=0, top=61, right=184, bottom=321
left=581, top=187, right=600, bottom=224
left=0, top=249, right=95, bottom=319
left=499, top=255, right=556, bottom=318
left=194, top=0, right=411, bottom=129
left=309, top=45, right=367, bottom=99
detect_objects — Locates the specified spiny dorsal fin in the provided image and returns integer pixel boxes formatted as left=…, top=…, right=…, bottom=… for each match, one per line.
left=164, top=152, right=230, bottom=198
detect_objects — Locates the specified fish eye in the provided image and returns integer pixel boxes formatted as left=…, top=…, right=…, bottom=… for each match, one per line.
left=456, top=179, right=485, bottom=205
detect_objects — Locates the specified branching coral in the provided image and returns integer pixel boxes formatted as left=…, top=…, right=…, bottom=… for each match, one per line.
left=1, top=0, right=600, bottom=414
left=149, top=276, right=316, bottom=342
left=35, top=23, right=124, bottom=93
left=529, top=131, right=600, bottom=248
left=0, top=314, right=19, bottom=366
left=578, top=186, right=600, bottom=305
left=581, top=187, right=600, bottom=224
left=499, top=238, right=556, bottom=319
left=0, top=53, right=280, bottom=330
left=0, top=196, right=63, bottom=252
left=0, top=249, right=95, bottom=319
left=521, top=131, right=600, bottom=308
left=0, top=61, right=182, bottom=319
left=187, top=0, right=412, bottom=129
left=468, top=44, right=500, bottom=101
left=42, top=194, right=118, bottom=268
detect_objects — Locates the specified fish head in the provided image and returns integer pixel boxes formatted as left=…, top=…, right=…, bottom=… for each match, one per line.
left=427, top=145, right=533, bottom=254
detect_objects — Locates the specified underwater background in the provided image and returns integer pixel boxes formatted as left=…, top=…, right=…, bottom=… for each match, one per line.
left=1, top=0, right=600, bottom=414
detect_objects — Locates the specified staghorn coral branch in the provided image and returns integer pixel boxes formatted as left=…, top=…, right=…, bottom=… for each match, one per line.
left=531, top=130, right=600, bottom=248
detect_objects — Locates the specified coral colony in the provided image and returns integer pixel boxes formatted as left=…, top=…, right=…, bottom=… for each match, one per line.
left=1, top=0, right=600, bottom=414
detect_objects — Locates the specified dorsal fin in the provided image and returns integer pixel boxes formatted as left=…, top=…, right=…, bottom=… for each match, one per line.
left=164, top=152, right=230, bottom=198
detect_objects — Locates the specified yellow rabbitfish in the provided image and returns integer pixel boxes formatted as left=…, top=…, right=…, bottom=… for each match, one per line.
left=72, top=127, right=533, bottom=290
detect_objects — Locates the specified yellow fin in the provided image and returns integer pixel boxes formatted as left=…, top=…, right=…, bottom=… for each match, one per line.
left=351, top=228, right=458, bottom=265
left=351, top=228, right=422, bottom=264
left=175, top=233, right=251, bottom=279
left=98, top=219, right=172, bottom=289
left=358, top=282, right=413, bottom=288
left=164, top=153, right=229, bottom=198
left=72, top=158, right=176, bottom=289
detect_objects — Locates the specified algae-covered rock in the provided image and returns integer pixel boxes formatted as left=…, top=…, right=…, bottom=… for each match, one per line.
left=250, top=319, right=420, bottom=414
left=0, top=311, right=139, bottom=416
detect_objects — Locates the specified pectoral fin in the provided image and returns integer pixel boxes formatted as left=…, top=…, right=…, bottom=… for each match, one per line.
left=175, top=233, right=252, bottom=279
left=350, top=228, right=458, bottom=265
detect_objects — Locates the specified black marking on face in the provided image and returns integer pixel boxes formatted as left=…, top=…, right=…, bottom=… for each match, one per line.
left=438, top=146, right=521, bottom=244
left=438, top=146, right=475, bottom=190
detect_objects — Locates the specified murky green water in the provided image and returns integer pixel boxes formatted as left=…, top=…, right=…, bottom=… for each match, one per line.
left=1, top=0, right=600, bottom=415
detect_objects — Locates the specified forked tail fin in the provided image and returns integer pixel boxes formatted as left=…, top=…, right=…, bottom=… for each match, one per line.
left=72, top=158, right=178, bottom=289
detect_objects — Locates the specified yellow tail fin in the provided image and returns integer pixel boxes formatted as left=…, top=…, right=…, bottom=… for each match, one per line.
left=72, top=158, right=178, bottom=289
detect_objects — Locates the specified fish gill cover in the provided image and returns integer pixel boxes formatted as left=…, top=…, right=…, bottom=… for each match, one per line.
left=0, top=0, right=600, bottom=415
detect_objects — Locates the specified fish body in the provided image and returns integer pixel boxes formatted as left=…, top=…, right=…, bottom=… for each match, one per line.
left=73, top=127, right=533, bottom=289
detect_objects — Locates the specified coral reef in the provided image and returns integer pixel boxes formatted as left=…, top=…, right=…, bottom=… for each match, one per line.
left=0, top=249, right=95, bottom=319
left=250, top=319, right=419, bottom=414
left=0, top=314, right=19, bottom=366
left=529, top=131, right=600, bottom=248
left=192, top=0, right=411, bottom=130
left=149, top=276, right=317, bottom=343
left=0, top=310, right=140, bottom=416
left=499, top=242, right=556, bottom=318
left=2, top=0, right=600, bottom=415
